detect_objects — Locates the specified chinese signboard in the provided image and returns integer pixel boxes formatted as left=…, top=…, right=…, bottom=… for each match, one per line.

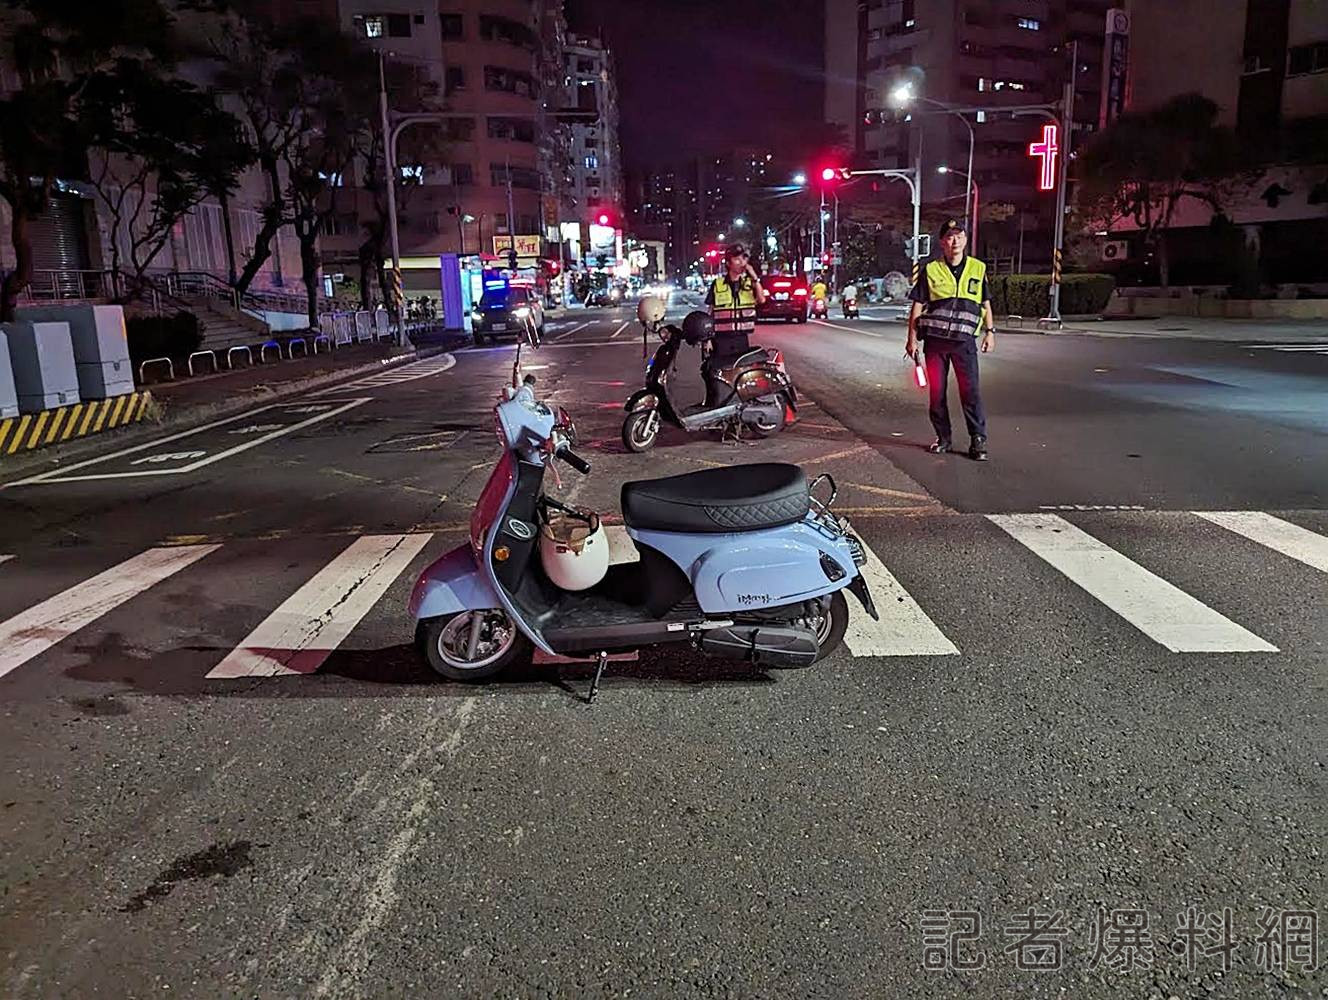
left=1099, top=8, right=1130, bottom=129
left=492, top=235, right=542, bottom=258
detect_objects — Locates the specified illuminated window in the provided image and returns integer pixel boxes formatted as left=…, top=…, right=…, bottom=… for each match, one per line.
left=1016, top=17, right=1040, bottom=30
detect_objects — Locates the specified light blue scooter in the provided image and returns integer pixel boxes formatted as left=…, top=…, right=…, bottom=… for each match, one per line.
left=408, top=360, right=878, bottom=700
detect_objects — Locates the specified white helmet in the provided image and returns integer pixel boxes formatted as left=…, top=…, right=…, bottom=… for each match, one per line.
left=637, top=295, right=666, bottom=326
left=539, top=508, right=609, bottom=591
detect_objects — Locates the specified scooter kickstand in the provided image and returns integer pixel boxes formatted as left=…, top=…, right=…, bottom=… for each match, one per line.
left=586, top=651, right=609, bottom=705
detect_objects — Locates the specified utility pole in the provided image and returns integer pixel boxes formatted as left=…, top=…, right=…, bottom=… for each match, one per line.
left=831, top=193, right=839, bottom=289
left=378, top=53, right=405, bottom=347
left=1047, top=39, right=1078, bottom=324
left=504, top=156, right=517, bottom=271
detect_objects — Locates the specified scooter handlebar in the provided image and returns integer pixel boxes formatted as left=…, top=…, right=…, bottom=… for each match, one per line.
left=558, top=448, right=591, bottom=475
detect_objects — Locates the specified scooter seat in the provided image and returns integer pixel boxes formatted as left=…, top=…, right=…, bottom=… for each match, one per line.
left=621, top=463, right=809, bottom=534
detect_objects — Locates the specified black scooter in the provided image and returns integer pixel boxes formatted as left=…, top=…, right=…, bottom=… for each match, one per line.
left=622, top=311, right=797, bottom=452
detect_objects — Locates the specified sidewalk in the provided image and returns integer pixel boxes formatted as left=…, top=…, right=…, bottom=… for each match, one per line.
left=1037, top=315, right=1328, bottom=342
left=0, top=332, right=467, bottom=476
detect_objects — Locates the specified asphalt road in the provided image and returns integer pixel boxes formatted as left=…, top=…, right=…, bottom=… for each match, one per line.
left=0, top=299, right=1324, bottom=998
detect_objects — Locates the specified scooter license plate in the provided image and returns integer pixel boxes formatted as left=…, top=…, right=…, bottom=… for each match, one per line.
left=775, top=292, right=789, bottom=301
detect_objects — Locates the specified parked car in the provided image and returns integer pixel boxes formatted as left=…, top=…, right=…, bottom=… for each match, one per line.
left=472, top=284, right=545, bottom=343
left=757, top=274, right=810, bottom=323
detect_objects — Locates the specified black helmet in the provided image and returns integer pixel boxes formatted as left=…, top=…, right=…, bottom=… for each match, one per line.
left=681, top=310, right=714, bottom=346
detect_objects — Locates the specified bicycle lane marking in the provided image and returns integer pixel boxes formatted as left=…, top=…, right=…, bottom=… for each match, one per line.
left=3, top=398, right=371, bottom=487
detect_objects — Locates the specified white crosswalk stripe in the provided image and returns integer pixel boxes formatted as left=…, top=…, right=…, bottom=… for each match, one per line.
left=988, top=513, right=1278, bottom=653
left=1193, top=511, right=1328, bottom=575
left=844, top=532, right=958, bottom=656
left=206, top=534, right=431, bottom=678
left=0, top=511, right=1323, bottom=683
left=0, top=545, right=220, bottom=680
left=0, top=554, right=13, bottom=566
left=1244, top=341, right=1328, bottom=355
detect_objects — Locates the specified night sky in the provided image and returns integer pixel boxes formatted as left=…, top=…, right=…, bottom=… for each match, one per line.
left=564, top=0, right=825, bottom=170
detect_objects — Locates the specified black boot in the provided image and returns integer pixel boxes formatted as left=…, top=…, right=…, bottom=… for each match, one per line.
left=927, top=439, right=951, bottom=454
left=969, top=436, right=988, bottom=461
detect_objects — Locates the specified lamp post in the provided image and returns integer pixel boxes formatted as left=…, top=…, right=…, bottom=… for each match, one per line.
left=938, top=165, right=979, bottom=252
left=892, top=84, right=975, bottom=233
left=887, top=59, right=1076, bottom=322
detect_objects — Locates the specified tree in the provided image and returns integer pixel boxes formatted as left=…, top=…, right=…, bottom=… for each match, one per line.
left=78, top=59, right=252, bottom=295
left=0, top=0, right=174, bottom=319
left=1074, top=94, right=1245, bottom=287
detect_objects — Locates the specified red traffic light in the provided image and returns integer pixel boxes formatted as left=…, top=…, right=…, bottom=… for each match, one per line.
left=821, top=167, right=838, bottom=182
left=596, top=212, right=610, bottom=226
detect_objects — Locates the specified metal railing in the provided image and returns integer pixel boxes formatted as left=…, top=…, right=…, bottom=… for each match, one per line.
left=5, top=266, right=319, bottom=318
left=14, top=269, right=116, bottom=302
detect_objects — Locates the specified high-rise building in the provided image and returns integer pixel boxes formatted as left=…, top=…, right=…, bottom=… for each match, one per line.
left=825, top=0, right=1113, bottom=269
left=563, top=34, right=624, bottom=221
left=1104, top=0, right=1328, bottom=285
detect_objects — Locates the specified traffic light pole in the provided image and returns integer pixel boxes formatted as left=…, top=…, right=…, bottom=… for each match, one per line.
left=843, top=162, right=921, bottom=290
left=378, top=55, right=405, bottom=347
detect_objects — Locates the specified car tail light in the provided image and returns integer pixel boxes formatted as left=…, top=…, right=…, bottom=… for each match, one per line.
left=793, top=288, right=807, bottom=297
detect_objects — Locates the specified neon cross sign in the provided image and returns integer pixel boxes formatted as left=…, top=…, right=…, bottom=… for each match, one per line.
left=1028, top=123, right=1059, bottom=191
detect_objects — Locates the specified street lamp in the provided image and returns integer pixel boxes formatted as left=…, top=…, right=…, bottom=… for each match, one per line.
left=733, top=217, right=746, bottom=227
left=893, top=88, right=975, bottom=234
left=937, top=165, right=980, bottom=251
left=792, top=172, right=807, bottom=186
left=717, top=232, right=726, bottom=242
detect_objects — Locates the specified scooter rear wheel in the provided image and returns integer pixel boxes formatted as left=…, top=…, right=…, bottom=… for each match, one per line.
left=749, top=392, right=791, bottom=438
left=418, top=609, right=531, bottom=682
left=812, top=591, right=850, bottom=662
left=622, top=408, right=660, bottom=452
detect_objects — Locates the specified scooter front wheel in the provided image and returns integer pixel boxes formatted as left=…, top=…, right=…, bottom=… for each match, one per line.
left=622, top=408, right=660, bottom=452
left=748, top=392, right=792, bottom=438
left=418, top=609, right=531, bottom=682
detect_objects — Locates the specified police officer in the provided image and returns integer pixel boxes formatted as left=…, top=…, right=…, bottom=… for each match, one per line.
left=904, top=218, right=995, bottom=461
left=703, top=242, right=766, bottom=405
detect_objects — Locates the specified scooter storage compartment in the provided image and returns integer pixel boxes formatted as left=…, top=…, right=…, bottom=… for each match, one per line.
left=699, top=624, right=817, bottom=668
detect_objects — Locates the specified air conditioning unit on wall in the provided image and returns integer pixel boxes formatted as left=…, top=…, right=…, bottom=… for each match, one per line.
left=1100, top=240, right=1129, bottom=262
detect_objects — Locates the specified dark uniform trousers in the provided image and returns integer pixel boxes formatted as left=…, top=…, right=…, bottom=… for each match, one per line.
left=924, top=335, right=986, bottom=442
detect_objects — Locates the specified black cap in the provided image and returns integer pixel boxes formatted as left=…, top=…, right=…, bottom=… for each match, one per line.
left=937, top=218, right=967, bottom=239
left=724, top=242, right=749, bottom=258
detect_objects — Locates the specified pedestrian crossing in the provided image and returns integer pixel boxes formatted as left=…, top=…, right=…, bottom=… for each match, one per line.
left=1245, top=341, right=1328, bottom=356
left=0, top=511, right=1323, bottom=686
left=307, top=355, right=458, bottom=396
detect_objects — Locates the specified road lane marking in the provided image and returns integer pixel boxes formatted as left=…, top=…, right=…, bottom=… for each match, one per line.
left=610, top=321, right=630, bottom=339
left=207, top=533, right=432, bottom=678
left=0, top=545, right=220, bottom=680
left=1193, top=511, right=1328, bottom=575
left=845, top=536, right=959, bottom=656
left=0, top=554, right=12, bottom=566
left=5, top=398, right=370, bottom=486
left=552, top=322, right=591, bottom=342
left=811, top=319, right=888, bottom=338
left=988, top=513, right=1278, bottom=653
left=307, top=355, right=457, bottom=395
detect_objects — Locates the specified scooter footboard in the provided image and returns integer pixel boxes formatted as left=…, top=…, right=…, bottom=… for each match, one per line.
left=408, top=544, right=503, bottom=620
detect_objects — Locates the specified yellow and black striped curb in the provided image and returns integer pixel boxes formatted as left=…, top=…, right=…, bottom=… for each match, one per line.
left=0, top=391, right=158, bottom=456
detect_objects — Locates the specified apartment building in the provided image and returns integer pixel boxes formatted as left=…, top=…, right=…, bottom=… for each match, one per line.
left=824, top=0, right=1112, bottom=269
left=563, top=33, right=623, bottom=220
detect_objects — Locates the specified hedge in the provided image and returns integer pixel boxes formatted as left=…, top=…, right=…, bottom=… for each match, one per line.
left=989, top=273, right=1116, bottom=316
left=126, top=311, right=204, bottom=365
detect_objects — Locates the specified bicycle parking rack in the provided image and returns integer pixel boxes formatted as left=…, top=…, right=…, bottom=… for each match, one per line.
left=286, top=337, right=308, bottom=359
left=227, top=345, right=253, bottom=369
left=138, top=357, right=174, bottom=383
left=259, top=340, right=281, bottom=363
left=187, top=350, right=219, bottom=376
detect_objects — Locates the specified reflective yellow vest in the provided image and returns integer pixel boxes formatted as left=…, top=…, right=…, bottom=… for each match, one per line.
left=710, top=275, right=758, bottom=335
left=916, top=257, right=987, bottom=339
